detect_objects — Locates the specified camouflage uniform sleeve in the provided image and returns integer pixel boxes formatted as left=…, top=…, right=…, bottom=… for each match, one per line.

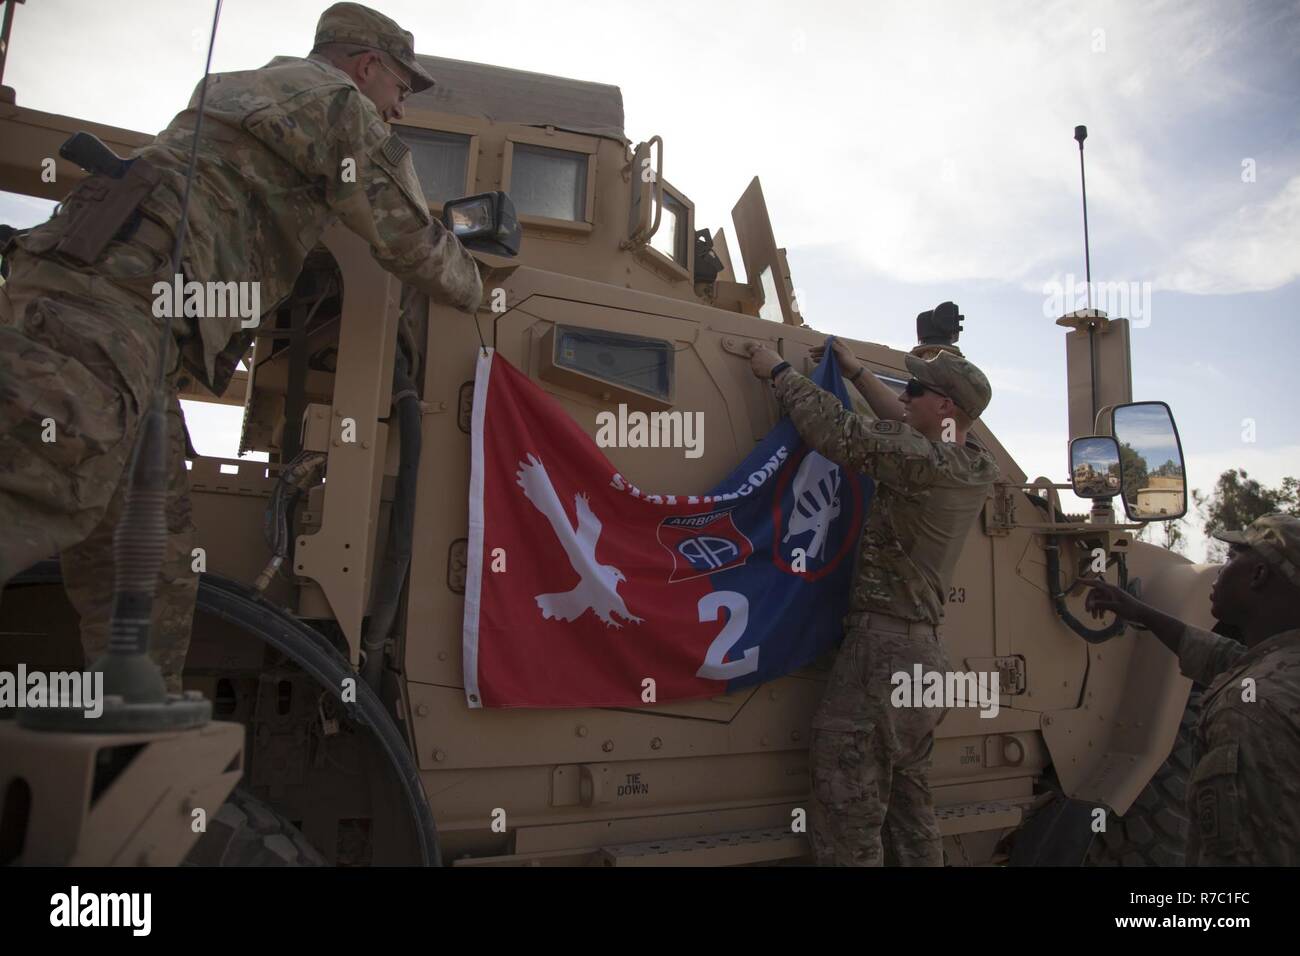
left=1186, top=696, right=1299, bottom=865
left=774, top=369, right=936, bottom=489
left=245, top=83, right=482, bottom=313
left=328, top=93, right=482, bottom=312
left=1177, top=624, right=1248, bottom=686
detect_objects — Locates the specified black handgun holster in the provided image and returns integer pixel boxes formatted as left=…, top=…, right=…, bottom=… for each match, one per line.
left=54, top=159, right=162, bottom=266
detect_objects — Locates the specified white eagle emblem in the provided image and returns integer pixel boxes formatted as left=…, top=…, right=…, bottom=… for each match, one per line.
left=515, top=454, right=643, bottom=629
left=782, top=452, right=841, bottom=560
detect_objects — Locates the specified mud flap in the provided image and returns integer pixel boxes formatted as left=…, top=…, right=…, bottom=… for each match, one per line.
left=1009, top=793, right=1097, bottom=866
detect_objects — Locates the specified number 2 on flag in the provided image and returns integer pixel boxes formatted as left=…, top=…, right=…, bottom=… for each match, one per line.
left=695, top=591, right=758, bottom=680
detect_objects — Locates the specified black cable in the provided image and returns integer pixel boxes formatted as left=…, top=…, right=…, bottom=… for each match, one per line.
left=10, top=560, right=443, bottom=865
left=159, top=0, right=223, bottom=393
left=198, top=575, right=441, bottom=866
left=1024, top=493, right=1129, bottom=643
left=104, top=0, right=224, bottom=674
left=360, top=351, right=421, bottom=690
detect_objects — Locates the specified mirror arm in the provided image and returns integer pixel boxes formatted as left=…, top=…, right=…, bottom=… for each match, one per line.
left=1045, top=537, right=1129, bottom=643
left=645, top=135, right=665, bottom=242
left=626, top=134, right=670, bottom=248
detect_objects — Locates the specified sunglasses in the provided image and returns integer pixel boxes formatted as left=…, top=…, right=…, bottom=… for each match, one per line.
left=903, top=378, right=952, bottom=401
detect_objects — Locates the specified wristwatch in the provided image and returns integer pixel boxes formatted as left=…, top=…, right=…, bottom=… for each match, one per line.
left=769, top=361, right=791, bottom=382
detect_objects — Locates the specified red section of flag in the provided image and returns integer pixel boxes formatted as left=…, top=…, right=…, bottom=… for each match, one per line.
left=465, top=351, right=728, bottom=708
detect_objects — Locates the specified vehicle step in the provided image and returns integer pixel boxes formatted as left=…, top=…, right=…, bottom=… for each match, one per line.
left=936, top=797, right=1034, bottom=835
left=599, top=826, right=807, bottom=866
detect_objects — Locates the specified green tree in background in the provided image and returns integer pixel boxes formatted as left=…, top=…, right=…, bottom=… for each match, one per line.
left=1118, top=441, right=1148, bottom=506
left=1161, top=518, right=1186, bottom=555
left=1192, top=469, right=1300, bottom=561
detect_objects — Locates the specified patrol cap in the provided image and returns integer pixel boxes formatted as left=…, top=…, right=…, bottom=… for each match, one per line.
left=313, top=2, right=436, bottom=93
left=909, top=343, right=965, bottom=360
left=1213, top=513, right=1300, bottom=588
left=904, top=350, right=992, bottom=420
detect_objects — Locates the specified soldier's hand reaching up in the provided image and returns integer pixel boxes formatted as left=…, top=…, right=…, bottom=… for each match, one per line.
left=810, top=338, right=864, bottom=380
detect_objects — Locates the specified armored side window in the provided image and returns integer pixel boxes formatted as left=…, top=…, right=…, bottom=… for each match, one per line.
left=757, top=266, right=783, bottom=323
left=555, top=327, right=672, bottom=400
left=509, top=144, right=589, bottom=222
left=396, top=128, right=472, bottom=207
left=649, top=189, right=689, bottom=267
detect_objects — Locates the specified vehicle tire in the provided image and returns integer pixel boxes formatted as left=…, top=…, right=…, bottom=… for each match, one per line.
left=183, top=787, right=327, bottom=867
left=1085, top=690, right=1201, bottom=867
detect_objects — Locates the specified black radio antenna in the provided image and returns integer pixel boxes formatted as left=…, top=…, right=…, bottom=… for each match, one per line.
left=82, top=0, right=223, bottom=728
left=1074, top=125, right=1092, bottom=312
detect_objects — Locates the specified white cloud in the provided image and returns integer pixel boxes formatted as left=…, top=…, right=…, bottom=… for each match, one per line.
left=1157, top=175, right=1300, bottom=295
left=1186, top=360, right=1227, bottom=382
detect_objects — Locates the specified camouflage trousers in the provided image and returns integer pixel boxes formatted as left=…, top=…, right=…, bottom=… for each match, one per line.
left=809, top=612, right=951, bottom=866
left=0, top=251, right=196, bottom=692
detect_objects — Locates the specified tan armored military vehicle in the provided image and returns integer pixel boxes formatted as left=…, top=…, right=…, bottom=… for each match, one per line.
left=0, top=44, right=1212, bottom=866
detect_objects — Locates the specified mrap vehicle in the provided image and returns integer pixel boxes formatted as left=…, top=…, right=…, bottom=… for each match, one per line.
left=0, top=32, right=1210, bottom=867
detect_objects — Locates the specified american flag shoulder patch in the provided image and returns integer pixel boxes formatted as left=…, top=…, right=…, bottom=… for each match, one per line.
left=380, top=134, right=410, bottom=166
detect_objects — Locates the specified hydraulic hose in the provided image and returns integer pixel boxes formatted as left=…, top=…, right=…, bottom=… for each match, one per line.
left=360, top=351, right=421, bottom=690
left=1025, top=491, right=1130, bottom=644
left=1045, top=537, right=1129, bottom=643
left=255, top=452, right=326, bottom=593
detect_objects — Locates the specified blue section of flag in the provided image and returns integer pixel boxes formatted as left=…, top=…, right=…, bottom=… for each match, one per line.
left=701, top=341, right=874, bottom=690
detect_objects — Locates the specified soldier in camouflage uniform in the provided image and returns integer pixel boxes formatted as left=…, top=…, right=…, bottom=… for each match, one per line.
left=749, top=339, right=1000, bottom=865
left=0, top=3, right=482, bottom=691
left=1083, top=513, right=1300, bottom=865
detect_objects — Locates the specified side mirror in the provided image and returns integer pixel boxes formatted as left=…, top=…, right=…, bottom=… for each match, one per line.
left=1110, top=401, right=1187, bottom=521
left=1070, top=435, right=1122, bottom=499
left=442, top=191, right=521, bottom=258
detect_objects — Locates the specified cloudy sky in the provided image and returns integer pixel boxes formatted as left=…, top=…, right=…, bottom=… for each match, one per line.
left=3, top=0, right=1297, bottom=561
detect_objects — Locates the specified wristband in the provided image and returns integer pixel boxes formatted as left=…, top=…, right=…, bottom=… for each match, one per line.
left=850, top=365, right=867, bottom=384
left=769, top=361, right=791, bottom=382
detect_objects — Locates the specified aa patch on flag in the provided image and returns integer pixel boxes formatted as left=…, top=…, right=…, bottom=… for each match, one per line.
left=657, top=510, right=753, bottom=582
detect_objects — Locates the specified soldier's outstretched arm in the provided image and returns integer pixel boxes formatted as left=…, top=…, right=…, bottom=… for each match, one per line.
left=811, top=339, right=907, bottom=421
left=251, top=85, right=483, bottom=313
left=329, top=94, right=482, bottom=312
left=772, top=368, right=935, bottom=487
left=1081, top=578, right=1247, bottom=680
